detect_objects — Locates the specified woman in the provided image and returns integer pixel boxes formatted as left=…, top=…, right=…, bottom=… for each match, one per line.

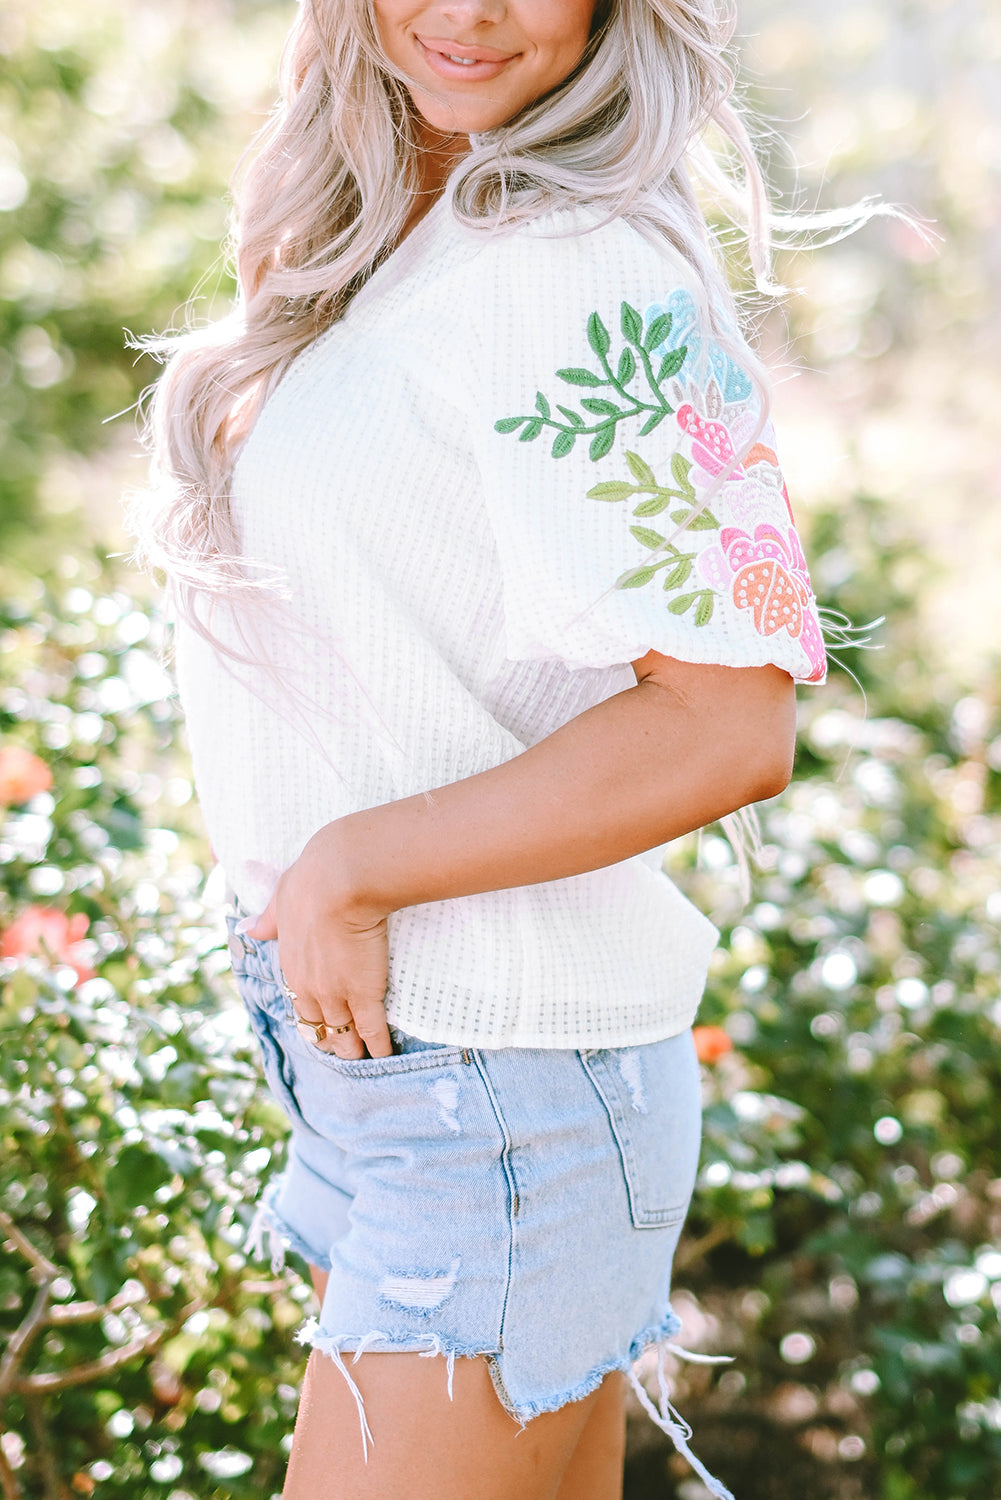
left=137, top=2, right=830, bottom=1496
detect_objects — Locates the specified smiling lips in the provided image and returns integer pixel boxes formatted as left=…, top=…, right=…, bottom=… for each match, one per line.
left=416, top=35, right=518, bottom=82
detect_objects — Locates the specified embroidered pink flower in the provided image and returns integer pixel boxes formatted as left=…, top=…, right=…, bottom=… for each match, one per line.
left=697, top=524, right=826, bottom=681
left=1, top=906, right=95, bottom=984
left=676, top=404, right=740, bottom=480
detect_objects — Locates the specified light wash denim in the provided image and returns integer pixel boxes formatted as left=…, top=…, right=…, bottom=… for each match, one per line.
left=228, top=918, right=734, bottom=1499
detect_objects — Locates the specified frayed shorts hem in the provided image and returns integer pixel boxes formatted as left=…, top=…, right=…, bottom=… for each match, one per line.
left=294, top=1313, right=734, bottom=1500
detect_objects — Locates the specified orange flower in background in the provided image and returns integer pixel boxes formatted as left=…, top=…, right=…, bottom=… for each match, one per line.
left=693, top=1025, right=734, bottom=1064
left=0, top=745, right=53, bottom=805
left=0, top=906, right=95, bottom=984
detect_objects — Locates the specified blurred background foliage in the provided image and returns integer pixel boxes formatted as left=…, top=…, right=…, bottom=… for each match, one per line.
left=0, top=1, right=999, bottom=1498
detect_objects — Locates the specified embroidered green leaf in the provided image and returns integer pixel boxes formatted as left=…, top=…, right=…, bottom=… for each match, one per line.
left=644, top=313, right=673, bottom=351
left=557, top=405, right=586, bottom=429
left=632, top=495, right=670, bottom=517
left=662, top=557, right=693, bottom=589
left=639, top=410, right=669, bottom=436
left=587, top=481, right=636, bottom=501
left=581, top=397, right=621, bottom=418
left=551, top=430, right=577, bottom=459
left=657, top=347, right=688, bottom=382
left=535, top=392, right=551, bottom=419
left=617, top=347, right=637, bottom=385
left=671, top=452, right=696, bottom=495
left=589, top=425, right=616, bottom=462
left=619, top=566, right=660, bottom=589
left=688, top=510, right=720, bottom=530
left=556, top=367, right=603, bottom=387
left=519, top=419, right=544, bottom=442
left=667, top=591, right=697, bottom=615
left=670, top=509, right=689, bottom=524
left=494, top=416, right=525, bottom=434
left=587, top=312, right=611, bottom=358
left=630, top=525, right=666, bottom=550
left=694, top=593, right=715, bottom=627
left=625, top=450, right=656, bottom=486
left=620, top=302, right=644, bottom=348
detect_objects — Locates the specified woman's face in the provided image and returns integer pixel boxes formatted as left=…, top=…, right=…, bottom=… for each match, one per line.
left=372, top=1, right=599, bottom=139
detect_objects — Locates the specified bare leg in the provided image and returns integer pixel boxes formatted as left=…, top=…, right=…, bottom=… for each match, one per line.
left=293, top=1263, right=625, bottom=1500
left=555, top=1372, right=626, bottom=1500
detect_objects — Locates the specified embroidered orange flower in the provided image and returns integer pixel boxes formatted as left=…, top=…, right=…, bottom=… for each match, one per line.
left=1, top=906, right=95, bottom=983
left=692, top=1025, right=734, bottom=1064
left=0, top=745, right=53, bottom=805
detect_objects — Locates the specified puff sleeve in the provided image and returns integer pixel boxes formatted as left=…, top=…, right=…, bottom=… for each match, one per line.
left=464, top=214, right=826, bottom=684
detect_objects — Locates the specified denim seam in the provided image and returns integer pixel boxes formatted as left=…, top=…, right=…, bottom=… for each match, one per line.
left=467, top=1049, right=517, bottom=1353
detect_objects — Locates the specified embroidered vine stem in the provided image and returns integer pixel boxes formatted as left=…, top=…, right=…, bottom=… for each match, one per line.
left=494, top=301, right=688, bottom=461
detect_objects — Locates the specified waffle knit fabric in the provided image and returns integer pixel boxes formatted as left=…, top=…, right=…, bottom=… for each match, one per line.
left=174, top=201, right=825, bottom=1048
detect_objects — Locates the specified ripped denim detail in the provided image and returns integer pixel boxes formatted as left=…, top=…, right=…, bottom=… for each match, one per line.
left=245, top=1186, right=329, bottom=1275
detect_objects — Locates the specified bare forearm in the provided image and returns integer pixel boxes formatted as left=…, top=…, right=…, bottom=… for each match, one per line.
left=306, top=659, right=797, bottom=917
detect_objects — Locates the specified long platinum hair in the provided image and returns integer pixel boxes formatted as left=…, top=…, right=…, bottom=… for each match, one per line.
left=132, top=0, right=883, bottom=613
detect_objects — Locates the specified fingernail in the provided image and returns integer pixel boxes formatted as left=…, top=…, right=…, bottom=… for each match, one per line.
left=234, top=915, right=257, bottom=935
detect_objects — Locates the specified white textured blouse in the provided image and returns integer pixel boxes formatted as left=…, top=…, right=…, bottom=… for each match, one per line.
left=175, top=200, right=825, bottom=1049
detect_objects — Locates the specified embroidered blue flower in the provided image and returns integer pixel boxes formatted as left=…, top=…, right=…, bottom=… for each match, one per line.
left=644, top=290, right=753, bottom=405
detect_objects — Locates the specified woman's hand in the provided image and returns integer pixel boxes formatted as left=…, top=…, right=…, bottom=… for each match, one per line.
left=243, top=824, right=394, bottom=1060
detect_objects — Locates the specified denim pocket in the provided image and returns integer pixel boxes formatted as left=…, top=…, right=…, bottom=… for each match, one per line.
left=580, top=1036, right=701, bottom=1231
left=288, top=1023, right=467, bottom=1078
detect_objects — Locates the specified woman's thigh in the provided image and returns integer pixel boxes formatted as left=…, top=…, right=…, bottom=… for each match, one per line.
left=283, top=1349, right=625, bottom=1500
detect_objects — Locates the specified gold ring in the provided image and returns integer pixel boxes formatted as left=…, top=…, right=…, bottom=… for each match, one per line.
left=293, top=1010, right=355, bottom=1045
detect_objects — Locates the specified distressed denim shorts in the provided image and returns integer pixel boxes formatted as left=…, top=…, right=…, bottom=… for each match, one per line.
left=228, top=921, right=734, bottom=1499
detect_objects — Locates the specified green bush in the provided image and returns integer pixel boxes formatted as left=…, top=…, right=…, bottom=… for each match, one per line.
left=0, top=569, right=306, bottom=1498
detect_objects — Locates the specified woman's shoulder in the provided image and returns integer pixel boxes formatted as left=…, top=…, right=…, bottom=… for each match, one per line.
left=457, top=206, right=705, bottom=341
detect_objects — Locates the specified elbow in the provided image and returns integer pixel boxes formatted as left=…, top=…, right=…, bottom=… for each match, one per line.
left=746, top=746, right=794, bottom=804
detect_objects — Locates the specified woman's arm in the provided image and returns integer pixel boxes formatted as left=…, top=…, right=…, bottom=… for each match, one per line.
left=248, top=652, right=797, bottom=1056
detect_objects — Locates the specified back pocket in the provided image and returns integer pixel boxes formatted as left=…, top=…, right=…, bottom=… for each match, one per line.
left=581, top=1035, right=701, bottom=1230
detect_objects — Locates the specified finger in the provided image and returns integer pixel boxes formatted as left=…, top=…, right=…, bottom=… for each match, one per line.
left=345, top=994, right=393, bottom=1059
left=244, top=899, right=278, bottom=941
left=289, top=982, right=367, bottom=1061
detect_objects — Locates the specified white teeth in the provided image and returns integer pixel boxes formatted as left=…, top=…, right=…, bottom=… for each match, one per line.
left=447, top=54, right=477, bottom=65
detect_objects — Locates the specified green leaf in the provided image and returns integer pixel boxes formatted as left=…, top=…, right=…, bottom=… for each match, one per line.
left=632, top=495, right=669, bottom=517
left=626, top=449, right=656, bottom=486
left=535, top=391, right=551, bottom=419
left=556, top=366, right=603, bottom=388
left=587, top=481, right=635, bottom=500
left=645, top=313, right=673, bottom=351
left=662, top=557, right=693, bottom=589
left=688, top=510, right=720, bottom=530
left=620, top=301, right=644, bottom=347
left=657, top=347, right=688, bottom=381
left=494, top=416, right=525, bottom=434
left=587, top=311, right=611, bottom=357
left=694, top=593, right=716, bottom=626
left=630, top=525, right=666, bottom=550
left=551, top=430, right=576, bottom=458
left=617, top=347, right=637, bottom=385
left=618, top=566, right=659, bottom=589
left=667, top=591, right=696, bottom=615
left=581, top=397, right=621, bottom=417
left=671, top=452, right=696, bottom=495
left=589, top=425, right=616, bottom=462
left=519, top=419, right=543, bottom=442
left=639, top=410, right=668, bottom=436
left=670, top=509, right=690, bottom=525
left=557, top=405, right=585, bottom=429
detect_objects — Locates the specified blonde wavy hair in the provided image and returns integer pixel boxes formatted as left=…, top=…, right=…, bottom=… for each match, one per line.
left=132, top=0, right=881, bottom=612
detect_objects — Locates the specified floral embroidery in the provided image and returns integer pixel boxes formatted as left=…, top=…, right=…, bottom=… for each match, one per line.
left=493, top=290, right=825, bottom=677
left=697, top=525, right=827, bottom=681
left=494, top=301, right=688, bottom=461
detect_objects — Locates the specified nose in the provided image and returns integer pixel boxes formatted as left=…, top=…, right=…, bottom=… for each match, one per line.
left=436, top=1, right=508, bottom=24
